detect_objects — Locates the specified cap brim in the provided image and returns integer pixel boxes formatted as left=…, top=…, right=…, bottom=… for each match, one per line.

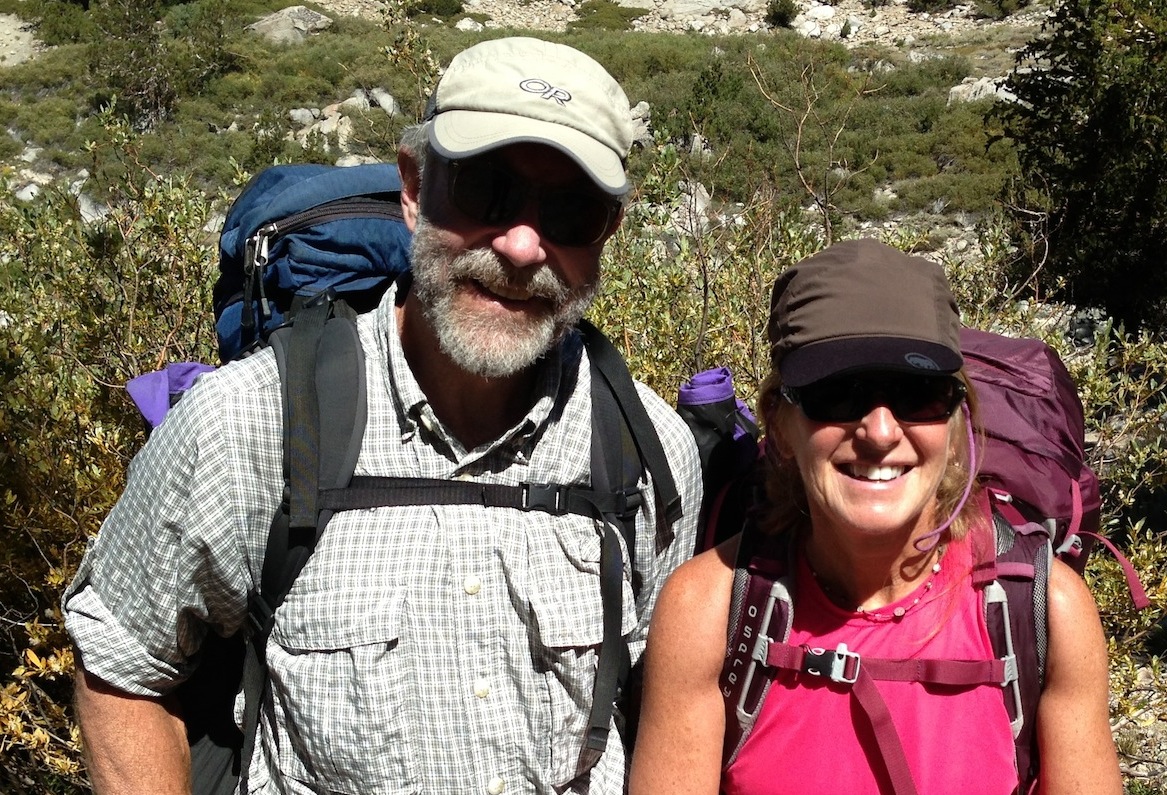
left=780, top=337, right=963, bottom=387
left=430, top=110, right=629, bottom=195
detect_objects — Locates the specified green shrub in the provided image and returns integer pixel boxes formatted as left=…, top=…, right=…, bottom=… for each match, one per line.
left=405, top=0, right=463, bottom=17
left=972, top=0, right=1029, bottom=19
left=764, top=0, right=799, bottom=28
left=0, top=115, right=217, bottom=792
left=906, top=0, right=960, bottom=10
left=28, top=0, right=96, bottom=44
left=994, top=0, right=1167, bottom=334
left=87, top=0, right=179, bottom=129
left=568, top=0, right=650, bottom=32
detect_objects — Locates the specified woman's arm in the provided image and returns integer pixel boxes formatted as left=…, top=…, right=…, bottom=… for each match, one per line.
left=630, top=538, right=737, bottom=795
left=1035, top=559, right=1122, bottom=795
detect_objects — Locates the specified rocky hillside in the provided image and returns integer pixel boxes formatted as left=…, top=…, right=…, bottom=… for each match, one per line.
left=318, top=0, right=1045, bottom=46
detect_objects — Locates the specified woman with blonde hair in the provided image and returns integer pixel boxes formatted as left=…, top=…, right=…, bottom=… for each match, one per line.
left=630, top=239, right=1119, bottom=794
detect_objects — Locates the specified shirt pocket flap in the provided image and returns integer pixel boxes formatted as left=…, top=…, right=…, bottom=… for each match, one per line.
left=272, top=584, right=404, bottom=651
left=528, top=567, right=636, bottom=649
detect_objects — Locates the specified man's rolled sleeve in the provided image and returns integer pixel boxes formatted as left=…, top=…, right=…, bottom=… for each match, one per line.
left=63, top=361, right=278, bottom=696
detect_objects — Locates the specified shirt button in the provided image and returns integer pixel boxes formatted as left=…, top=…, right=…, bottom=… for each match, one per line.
left=473, top=678, right=491, bottom=698
left=463, top=575, right=482, bottom=595
left=487, top=777, right=506, bottom=795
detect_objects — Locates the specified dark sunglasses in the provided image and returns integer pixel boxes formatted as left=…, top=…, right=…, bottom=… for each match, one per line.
left=443, top=157, right=621, bottom=248
left=781, top=372, right=967, bottom=424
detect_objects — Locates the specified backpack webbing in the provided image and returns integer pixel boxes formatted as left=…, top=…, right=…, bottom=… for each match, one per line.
left=719, top=509, right=1050, bottom=793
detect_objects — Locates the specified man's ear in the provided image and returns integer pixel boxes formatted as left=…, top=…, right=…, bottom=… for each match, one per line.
left=397, top=147, right=422, bottom=233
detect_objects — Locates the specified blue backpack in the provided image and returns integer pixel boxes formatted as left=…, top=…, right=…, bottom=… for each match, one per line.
left=213, top=162, right=412, bottom=362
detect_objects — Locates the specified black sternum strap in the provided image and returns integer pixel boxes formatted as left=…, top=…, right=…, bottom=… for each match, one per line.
left=320, top=475, right=642, bottom=521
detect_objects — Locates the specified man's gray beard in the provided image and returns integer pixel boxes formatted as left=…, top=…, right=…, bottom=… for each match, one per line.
left=409, top=218, right=599, bottom=379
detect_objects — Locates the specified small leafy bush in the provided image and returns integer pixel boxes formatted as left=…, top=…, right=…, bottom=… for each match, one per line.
left=0, top=114, right=217, bottom=793
left=569, top=0, right=650, bottom=32
left=972, top=0, right=1029, bottom=19
left=906, top=0, right=959, bottom=11
left=27, top=0, right=96, bottom=45
left=405, top=0, right=463, bottom=18
left=764, top=0, right=799, bottom=29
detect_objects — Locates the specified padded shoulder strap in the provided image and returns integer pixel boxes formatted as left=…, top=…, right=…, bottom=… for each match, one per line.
left=720, top=526, right=795, bottom=766
left=984, top=505, right=1050, bottom=791
left=239, top=299, right=367, bottom=790
left=578, top=319, right=683, bottom=527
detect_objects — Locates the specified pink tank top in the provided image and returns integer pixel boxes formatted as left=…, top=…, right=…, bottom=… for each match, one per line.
left=722, top=523, right=1019, bottom=795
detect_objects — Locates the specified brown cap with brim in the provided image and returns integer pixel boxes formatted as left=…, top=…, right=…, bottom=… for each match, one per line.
left=768, top=239, right=963, bottom=387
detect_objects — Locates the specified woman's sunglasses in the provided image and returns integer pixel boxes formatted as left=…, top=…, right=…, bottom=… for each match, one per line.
left=781, top=372, right=967, bottom=424
left=443, top=157, right=622, bottom=248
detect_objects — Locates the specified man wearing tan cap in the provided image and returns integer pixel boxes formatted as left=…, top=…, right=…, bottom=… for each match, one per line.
left=66, top=37, right=701, bottom=795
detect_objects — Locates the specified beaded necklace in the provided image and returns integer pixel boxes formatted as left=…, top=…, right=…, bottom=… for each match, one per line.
left=809, top=544, right=947, bottom=622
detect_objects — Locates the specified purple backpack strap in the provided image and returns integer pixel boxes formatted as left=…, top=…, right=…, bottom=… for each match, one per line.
left=983, top=504, right=1049, bottom=791
left=719, top=528, right=794, bottom=766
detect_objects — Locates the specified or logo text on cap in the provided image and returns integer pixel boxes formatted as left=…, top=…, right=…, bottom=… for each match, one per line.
left=519, top=79, right=571, bottom=106
left=904, top=353, right=941, bottom=370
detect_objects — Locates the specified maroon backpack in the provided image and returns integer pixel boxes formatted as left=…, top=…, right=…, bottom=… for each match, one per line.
left=709, top=328, right=1149, bottom=795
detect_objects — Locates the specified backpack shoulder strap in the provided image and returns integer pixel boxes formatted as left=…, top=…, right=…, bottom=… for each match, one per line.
left=578, top=318, right=683, bottom=528
left=581, top=318, right=685, bottom=753
left=720, top=525, right=795, bottom=766
left=981, top=502, right=1051, bottom=791
left=238, top=299, right=367, bottom=790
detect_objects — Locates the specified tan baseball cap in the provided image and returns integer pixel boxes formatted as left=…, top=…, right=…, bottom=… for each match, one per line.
left=423, top=37, right=634, bottom=195
left=768, top=239, right=963, bottom=387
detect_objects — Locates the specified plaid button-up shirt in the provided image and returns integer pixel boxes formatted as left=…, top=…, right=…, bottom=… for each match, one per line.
left=65, top=285, right=701, bottom=794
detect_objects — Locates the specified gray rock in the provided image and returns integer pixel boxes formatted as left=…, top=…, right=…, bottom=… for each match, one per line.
left=369, top=88, right=399, bottom=116
left=947, top=76, right=1011, bottom=105
left=661, top=0, right=720, bottom=19
left=247, top=6, right=334, bottom=45
left=340, top=90, right=371, bottom=112
left=14, top=183, right=39, bottom=202
left=669, top=180, right=712, bottom=237
left=630, top=101, right=653, bottom=149
left=289, top=107, right=318, bottom=127
left=335, top=154, right=383, bottom=167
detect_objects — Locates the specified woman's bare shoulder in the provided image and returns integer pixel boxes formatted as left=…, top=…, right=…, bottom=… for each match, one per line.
left=651, top=533, right=741, bottom=652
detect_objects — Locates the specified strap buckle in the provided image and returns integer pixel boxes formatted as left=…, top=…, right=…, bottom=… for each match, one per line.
left=522, top=483, right=568, bottom=515
left=802, top=642, right=861, bottom=684
left=612, top=488, right=643, bottom=522
left=246, top=591, right=276, bottom=638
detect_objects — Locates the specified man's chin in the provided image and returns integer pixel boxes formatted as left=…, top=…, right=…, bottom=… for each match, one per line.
left=436, top=316, right=557, bottom=379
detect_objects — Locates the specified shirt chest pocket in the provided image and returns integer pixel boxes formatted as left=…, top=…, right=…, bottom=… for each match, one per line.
left=264, top=583, right=419, bottom=794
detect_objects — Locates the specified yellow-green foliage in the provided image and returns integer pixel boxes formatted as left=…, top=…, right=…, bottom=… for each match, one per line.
left=0, top=121, right=217, bottom=791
